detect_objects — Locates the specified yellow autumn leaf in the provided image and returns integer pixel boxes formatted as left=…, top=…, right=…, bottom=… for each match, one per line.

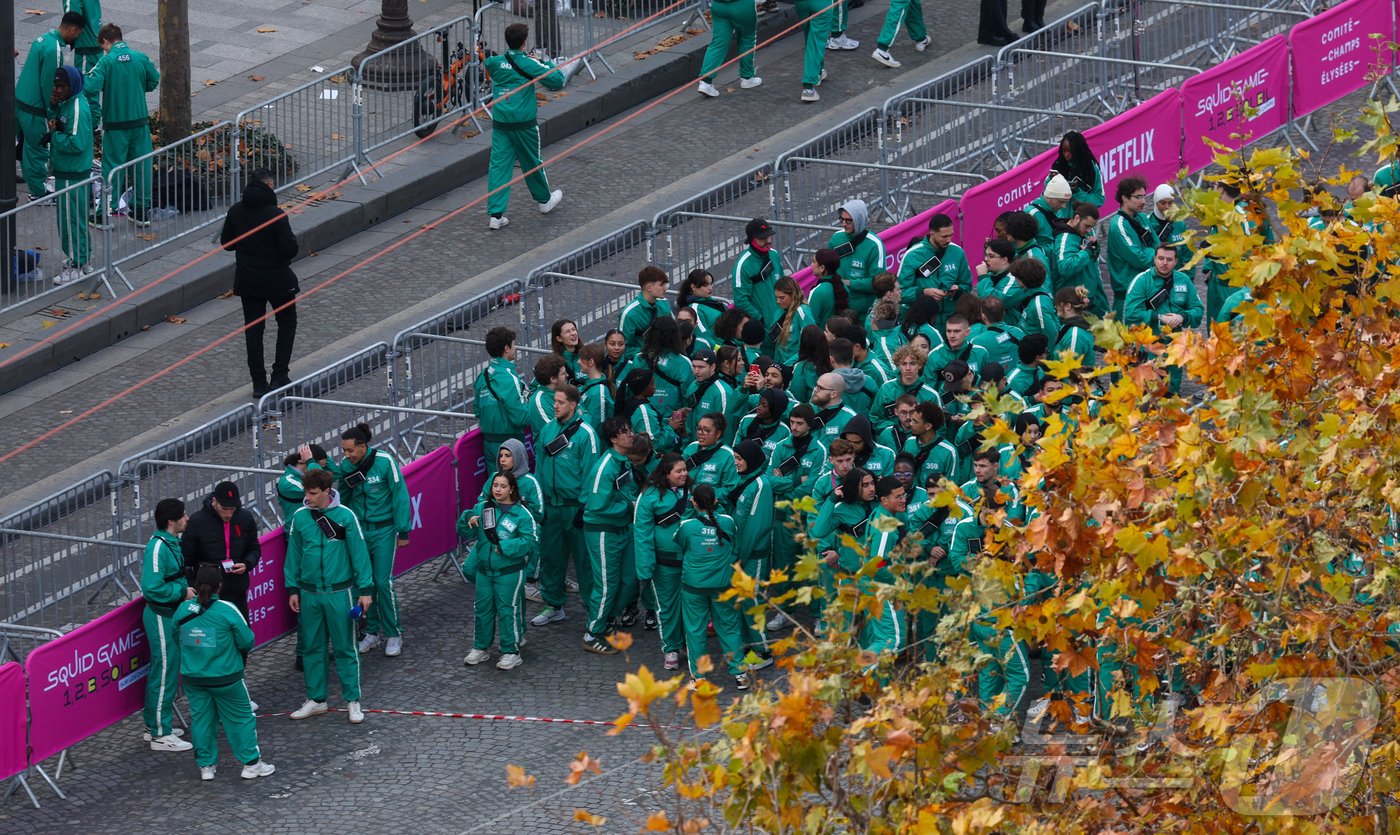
left=644, top=810, right=673, bottom=831
left=864, top=744, right=897, bottom=779
left=719, top=564, right=755, bottom=602
left=606, top=630, right=633, bottom=651
left=691, top=681, right=721, bottom=728
left=608, top=711, right=634, bottom=736
left=572, top=809, right=607, bottom=826
left=616, top=665, right=678, bottom=714
left=565, top=752, right=602, bottom=785
left=505, top=763, right=535, bottom=789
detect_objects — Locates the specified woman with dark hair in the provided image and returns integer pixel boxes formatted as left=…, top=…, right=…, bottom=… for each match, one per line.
left=712, top=306, right=749, bottom=352
left=807, top=248, right=851, bottom=326
left=675, top=484, right=748, bottom=688
left=640, top=317, right=696, bottom=416
left=901, top=294, right=947, bottom=352
left=1050, top=131, right=1104, bottom=207
left=789, top=324, right=833, bottom=402
left=550, top=319, right=583, bottom=383
left=1052, top=285, right=1096, bottom=369
left=458, top=470, right=538, bottom=671
left=633, top=454, right=692, bottom=671
left=682, top=412, right=740, bottom=502
left=601, top=328, right=630, bottom=392
left=677, top=269, right=727, bottom=337
left=177, top=563, right=273, bottom=781
left=811, top=466, right=875, bottom=630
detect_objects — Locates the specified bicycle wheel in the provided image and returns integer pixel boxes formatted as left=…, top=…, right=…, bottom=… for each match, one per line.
left=413, top=81, right=443, bottom=139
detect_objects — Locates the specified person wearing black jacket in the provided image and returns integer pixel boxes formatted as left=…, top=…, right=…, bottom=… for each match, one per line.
left=219, top=168, right=300, bottom=398
left=181, top=482, right=261, bottom=622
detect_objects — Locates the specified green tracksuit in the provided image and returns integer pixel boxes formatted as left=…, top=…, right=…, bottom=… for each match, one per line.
left=1054, top=320, right=1096, bottom=369
left=676, top=513, right=745, bottom=678
left=828, top=229, right=888, bottom=318
left=795, top=0, right=831, bottom=89
left=582, top=447, right=635, bottom=636
left=1106, top=209, right=1158, bottom=317
left=1123, top=267, right=1203, bottom=393
left=767, top=432, right=826, bottom=582
left=276, top=463, right=324, bottom=523
left=686, top=376, right=734, bottom=438
left=474, top=357, right=528, bottom=463
left=525, top=384, right=555, bottom=440
left=535, top=416, right=600, bottom=609
left=1024, top=197, right=1069, bottom=250
left=485, top=48, right=565, bottom=216
left=732, top=245, right=786, bottom=343
left=699, top=0, right=758, bottom=83
left=871, top=378, right=938, bottom=435
left=875, top=0, right=927, bottom=50
left=968, top=323, right=1022, bottom=369
left=176, top=595, right=260, bottom=768
left=620, top=293, right=674, bottom=358
left=909, top=498, right=972, bottom=661
left=84, top=41, right=158, bottom=210
left=461, top=501, right=537, bottom=654
left=809, top=401, right=858, bottom=449
left=285, top=495, right=372, bottom=703
left=1018, top=290, right=1059, bottom=345
left=682, top=441, right=740, bottom=508
left=141, top=530, right=186, bottom=738
left=50, top=87, right=94, bottom=269
left=735, top=413, right=793, bottom=463
left=634, top=486, right=688, bottom=655
left=904, top=435, right=958, bottom=486
left=640, top=351, right=694, bottom=416
left=578, top=377, right=612, bottom=431
left=1052, top=229, right=1109, bottom=315
left=464, top=468, right=543, bottom=578
left=812, top=498, right=870, bottom=631
left=1202, top=201, right=1274, bottom=322
left=16, top=30, right=63, bottom=195
left=333, top=448, right=411, bottom=639
left=732, top=474, right=774, bottom=656
left=1047, top=165, right=1104, bottom=208
left=64, top=0, right=102, bottom=72
left=860, top=507, right=907, bottom=658
left=774, top=305, right=816, bottom=367
left=629, top=398, right=681, bottom=454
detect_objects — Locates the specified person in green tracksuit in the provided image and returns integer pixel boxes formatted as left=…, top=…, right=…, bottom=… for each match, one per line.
left=525, top=354, right=569, bottom=440
left=1202, top=180, right=1276, bottom=322
left=16, top=16, right=81, bottom=199
left=533, top=384, right=600, bottom=625
left=177, top=564, right=274, bottom=781
left=1050, top=131, right=1105, bottom=207
left=762, top=404, right=827, bottom=631
left=633, top=454, right=691, bottom=671
left=1123, top=244, right=1203, bottom=394
left=620, top=266, right=673, bottom=359
left=63, top=0, right=102, bottom=73
left=812, top=467, right=875, bottom=634
left=1146, top=184, right=1189, bottom=267
left=794, top=0, right=832, bottom=103
left=683, top=413, right=741, bottom=507
left=1052, top=286, right=1097, bottom=369
left=903, top=401, right=958, bottom=487
left=860, top=478, right=910, bottom=662
left=84, top=24, right=159, bottom=224
left=284, top=469, right=374, bottom=723
left=685, top=350, right=734, bottom=437
left=1011, top=260, right=1058, bottom=345
left=675, top=485, right=749, bottom=688
left=474, top=326, right=529, bottom=465
left=333, top=423, right=412, bottom=657
left=1051, top=203, right=1107, bottom=316
left=484, top=23, right=565, bottom=228
left=464, top=439, right=544, bottom=590
left=1025, top=175, right=1073, bottom=250
left=637, top=316, right=694, bottom=416
left=908, top=493, right=973, bottom=662
left=577, top=345, right=612, bottom=431
left=730, top=441, right=775, bottom=664
left=581, top=417, right=637, bottom=654
left=732, top=219, right=786, bottom=348
left=898, top=212, right=971, bottom=325
left=458, top=472, right=539, bottom=671
left=696, top=0, right=761, bottom=97
left=49, top=66, right=95, bottom=283
left=830, top=200, right=888, bottom=318
left=276, top=443, right=327, bottom=523
left=871, top=0, right=929, bottom=70
left=141, top=498, right=194, bottom=752
left=1106, top=176, right=1157, bottom=317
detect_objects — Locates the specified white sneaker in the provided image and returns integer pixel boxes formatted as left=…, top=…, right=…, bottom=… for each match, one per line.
left=538, top=189, right=563, bottom=214
left=820, top=67, right=828, bottom=82
left=150, top=734, right=193, bottom=752
left=801, top=88, right=819, bottom=103
left=200, top=765, right=217, bottom=781
left=697, top=80, right=720, bottom=98
left=241, top=761, right=276, bottom=779
left=826, top=37, right=842, bottom=50
left=914, top=36, right=932, bottom=52
left=496, top=653, right=523, bottom=670
left=748, top=655, right=775, bottom=671
left=53, top=264, right=93, bottom=286
left=289, top=699, right=329, bottom=720
left=488, top=215, right=509, bottom=230
left=142, top=728, right=186, bottom=742
left=766, top=612, right=793, bottom=631
left=532, top=606, right=567, bottom=626
left=357, top=633, right=381, bottom=654
left=384, top=636, right=402, bottom=657
left=872, top=48, right=901, bottom=68
left=664, top=651, right=680, bottom=670
left=739, top=76, right=763, bottom=89
left=832, top=34, right=860, bottom=49
left=463, top=648, right=491, bottom=665
left=524, top=582, right=543, bottom=603
left=1026, top=696, right=1050, bottom=722
left=248, top=698, right=259, bottom=712
left=347, top=701, right=365, bottom=724
left=564, top=578, right=579, bottom=593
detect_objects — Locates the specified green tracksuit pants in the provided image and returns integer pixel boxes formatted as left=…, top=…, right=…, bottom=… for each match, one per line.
left=737, top=555, right=770, bottom=656
left=699, top=0, right=757, bottom=82
left=1206, top=274, right=1231, bottom=324
left=363, top=525, right=402, bottom=638
left=142, top=607, right=180, bottom=737
left=584, top=526, right=629, bottom=636
left=16, top=110, right=50, bottom=196
left=486, top=125, right=552, bottom=217
left=55, top=176, right=92, bottom=267
left=859, top=596, right=905, bottom=655
left=186, top=679, right=261, bottom=768
left=830, top=0, right=848, bottom=35
left=795, top=0, right=831, bottom=88
left=649, top=566, right=685, bottom=654
left=681, top=586, right=746, bottom=677
left=298, top=587, right=362, bottom=702
left=540, top=503, right=592, bottom=609
left=972, top=621, right=1030, bottom=718
left=473, top=568, right=526, bottom=653
left=101, top=126, right=154, bottom=213
left=876, top=0, right=927, bottom=49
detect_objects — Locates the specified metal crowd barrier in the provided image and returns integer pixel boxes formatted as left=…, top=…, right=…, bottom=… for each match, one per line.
left=476, top=0, right=606, bottom=81
left=0, top=175, right=115, bottom=315
left=651, top=163, right=779, bottom=292
left=236, top=68, right=361, bottom=192
left=526, top=222, right=655, bottom=343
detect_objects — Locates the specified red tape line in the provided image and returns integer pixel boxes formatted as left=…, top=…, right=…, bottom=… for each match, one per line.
left=257, top=706, right=694, bottom=730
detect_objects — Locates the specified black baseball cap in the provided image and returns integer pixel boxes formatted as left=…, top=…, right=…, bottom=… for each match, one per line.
left=213, top=481, right=241, bottom=509
left=745, top=218, right=774, bottom=240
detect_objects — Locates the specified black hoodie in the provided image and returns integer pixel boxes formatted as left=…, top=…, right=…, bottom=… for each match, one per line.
left=180, top=495, right=262, bottom=616
left=219, top=179, right=300, bottom=298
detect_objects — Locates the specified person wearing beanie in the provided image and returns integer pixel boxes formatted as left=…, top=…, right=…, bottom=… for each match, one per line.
left=696, top=0, right=762, bottom=99
left=828, top=200, right=887, bottom=318
left=739, top=318, right=767, bottom=366
left=733, top=219, right=786, bottom=353
left=1025, top=174, right=1073, bottom=249
left=484, top=23, right=565, bottom=230
left=729, top=439, right=775, bottom=666
left=899, top=213, right=971, bottom=326
left=48, top=63, right=95, bottom=285
left=735, top=388, right=793, bottom=460
left=1148, top=184, right=1189, bottom=265
left=16, top=13, right=83, bottom=201
left=181, top=481, right=262, bottom=622
left=84, top=24, right=160, bottom=225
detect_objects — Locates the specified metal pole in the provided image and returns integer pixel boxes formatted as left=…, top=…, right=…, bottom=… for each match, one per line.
left=1, top=0, right=17, bottom=288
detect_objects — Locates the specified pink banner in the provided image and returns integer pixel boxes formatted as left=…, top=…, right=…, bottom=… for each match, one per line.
left=392, top=445, right=462, bottom=574
left=1085, top=88, right=1184, bottom=206
left=0, top=662, right=26, bottom=780
left=1290, top=0, right=1396, bottom=116
left=1181, top=36, right=1291, bottom=172
left=248, top=530, right=297, bottom=647
left=957, top=148, right=1058, bottom=256
left=454, top=430, right=488, bottom=512
left=25, top=600, right=147, bottom=763
left=789, top=198, right=962, bottom=295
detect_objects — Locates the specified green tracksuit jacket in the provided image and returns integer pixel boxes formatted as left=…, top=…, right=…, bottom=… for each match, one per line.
left=1054, top=320, right=1097, bottom=368
left=732, top=245, right=785, bottom=332
left=577, top=377, right=612, bottom=430
left=332, top=448, right=412, bottom=538
left=686, top=376, right=734, bottom=438
left=474, top=358, right=529, bottom=438
left=486, top=48, right=564, bottom=125
left=871, top=378, right=940, bottom=435
left=904, top=436, right=959, bottom=487
left=49, top=87, right=94, bottom=179
left=640, top=351, right=694, bottom=415
left=682, top=441, right=740, bottom=504
left=535, top=416, right=600, bottom=504
left=84, top=40, right=158, bottom=129
left=731, top=474, right=774, bottom=561
left=767, top=433, right=827, bottom=500
left=1052, top=229, right=1109, bottom=315
left=1018, top=290, right=1059, bottom=345
left=582, top=448, right=635, bottom=528
left=734, top=415, right=792, bottom=461
left=1122, top=268, right=1204, bottom=336
left=813, top=500, right=871, bottom=573
left=1106, top=210, right=1158, bottom=314
left=898, top=239, right=972, bottom=322
left=968, top=323, right=1023, bottom=369
left=676, top=513, right=739, bottom=590
left=633, top=486, right=686, bottom=581
left=176, top=595, right=254, bottom=686
left=142, top=530, right=187, bottom=614
left=463, top=501, right=538, bottom=575
left=284, top=499, right=373, bottom=593
left=64, top=0, right=102, bottom=66
left=1025, top=197, right=1070, bottom=250
left=525, top=384, right=555, bottom=439
left=620, top=293, right=673, bottom=358
left=18, top=30, right=64, bottom=113
left=827, top=230, right=887, bottom=317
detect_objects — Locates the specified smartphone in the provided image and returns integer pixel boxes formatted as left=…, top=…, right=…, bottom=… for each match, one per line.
left=748, top=363, right=760, bottom=377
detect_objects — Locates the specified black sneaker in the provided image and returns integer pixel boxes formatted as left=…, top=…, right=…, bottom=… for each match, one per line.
left=618, top=605, right=638, bottom=627
left=582, top=635, right=619, bottom=655
left=252, top=380, right=270, bottom=398
left=269, top=373, right=291, bottom=390
left=643, top=609, right=658, bottom=631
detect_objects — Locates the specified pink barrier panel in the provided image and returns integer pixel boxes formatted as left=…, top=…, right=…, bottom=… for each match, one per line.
left=1085, top=88, right=1184, bottom=203
left=958, top=149, right=1058, bottom=254
left=788, top=198, right=963, bottom=295
left=1181, top=36, right=1291, bottom=172
left=249, top=529, right=297, bottom=647
left=454, top=430, right=488, bottom=512
left=26, top=600, right=147, bottom=763
left=392, top=445, right=463, bottom=574
left=0, top=662, right=26, bottom=780
left=1290, top=0, right=1395, bottom=116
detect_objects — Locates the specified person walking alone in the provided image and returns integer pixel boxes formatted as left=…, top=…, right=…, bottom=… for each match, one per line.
left=484, top=23, right=565, bottom=230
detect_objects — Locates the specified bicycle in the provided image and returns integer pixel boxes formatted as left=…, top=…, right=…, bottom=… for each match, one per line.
left=413, top=31, right=494, bottom=139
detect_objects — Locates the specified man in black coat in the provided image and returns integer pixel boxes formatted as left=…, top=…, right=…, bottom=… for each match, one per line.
left=220, top=168, right=300, bottom=398
left=181, top=481, right=261, bottom=621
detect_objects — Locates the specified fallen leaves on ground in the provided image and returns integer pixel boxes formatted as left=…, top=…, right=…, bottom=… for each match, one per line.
left=165, top=315, right=187, bottom=324
left=77, top=292, right=102, bottom=300
left=217, top=289, right=234, bottom=299
left=202, top=79, right=218, bottom=87
left=634, top=32, right=699, bottom=60
left=24, top=9, right=47, bottom=15
left=249, top=74, right=266, bottom=82
left=255, top=25, right=277, bottom=32
left=330, top=74, right=347, bottom=83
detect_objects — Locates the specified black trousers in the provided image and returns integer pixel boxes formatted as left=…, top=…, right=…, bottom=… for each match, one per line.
left=979, top=0, right=1015, bottom=39
left=241, top=292, right=298, bottom=384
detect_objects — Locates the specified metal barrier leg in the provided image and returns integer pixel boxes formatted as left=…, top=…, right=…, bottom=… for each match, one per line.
left=3, top=773, right=42, bottom=809
left=581, top=1, right=614, bottom=76
left=30, top=759, right=67, bottom=802
left=433, top=547, right=468, bottom=583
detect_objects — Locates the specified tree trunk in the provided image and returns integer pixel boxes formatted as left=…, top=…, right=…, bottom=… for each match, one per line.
left=157, top=0, right=192, bottom=143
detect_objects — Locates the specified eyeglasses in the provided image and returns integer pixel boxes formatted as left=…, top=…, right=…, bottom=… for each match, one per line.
left=839, top=216, right=854, bottom=224
left=812, top=383, right=831, bottom=392
left=1131, top=192, right=1147, bottom=199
